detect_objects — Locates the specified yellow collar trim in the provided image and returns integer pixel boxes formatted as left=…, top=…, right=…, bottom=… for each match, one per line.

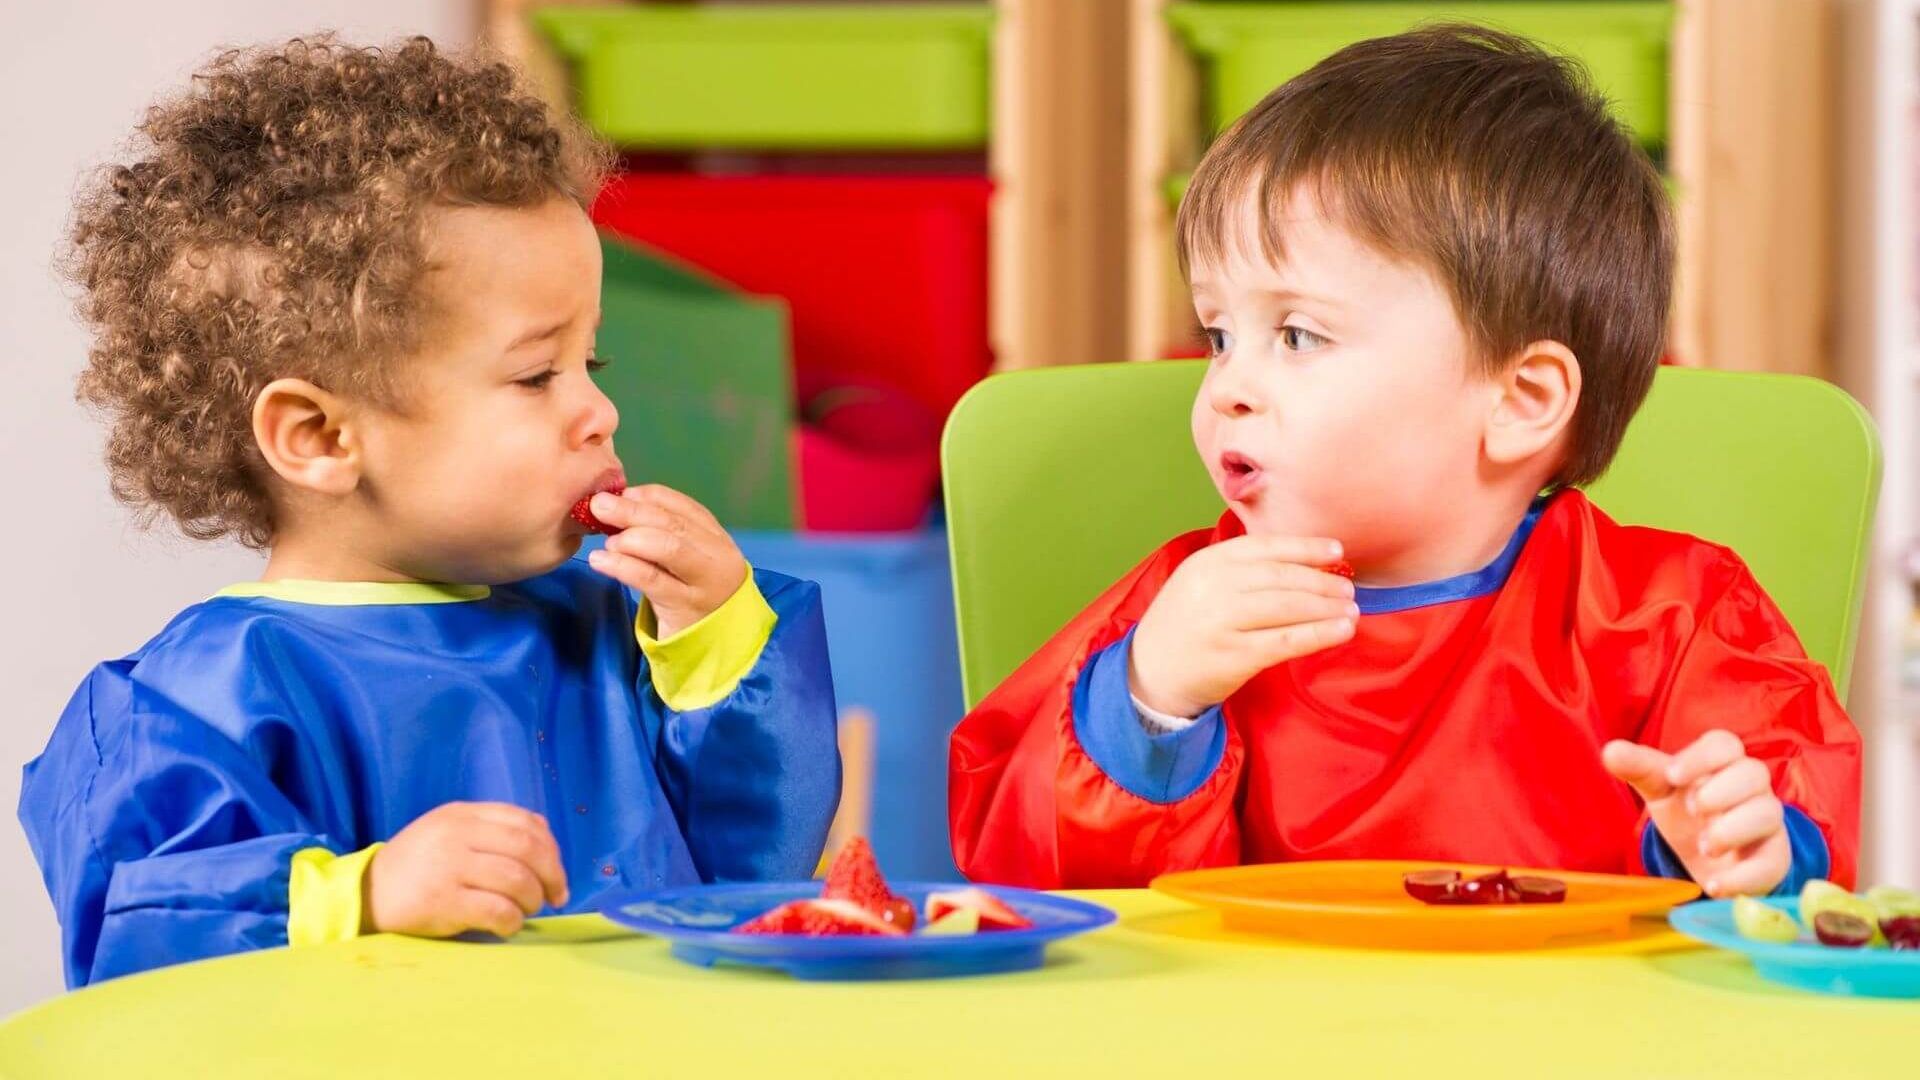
left=213, top=580, right=491, bottom=606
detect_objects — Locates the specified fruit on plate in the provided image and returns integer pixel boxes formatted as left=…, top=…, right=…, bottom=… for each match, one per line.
left=1402, top=868, right=1566, bottom=906
left=1401, top=869, right=1462, bottom=903
left=1812, top=910, right=1875, bottom=949
left=734, top=898, right=907, bottom=937
left=727, top=837, right=1036, bottom=936
left=1881, top=915, right=1920, bottom=951
left=1866, top=884, right=1920, bottom=922
left=925, top=887, right=1035, bottom=931
left=1731, top=895, right=1802, bottom=944
left=1800, top=879, right=1885, bottom=946
left=922, top=908, right=982, bottom=936
left=1511, top=876, right=1569, bottom=904
left=823, top=837, right=914, bottom=930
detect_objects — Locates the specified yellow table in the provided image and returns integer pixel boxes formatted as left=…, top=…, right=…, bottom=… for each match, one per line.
left=0, top=891, right=1907, bottom=1077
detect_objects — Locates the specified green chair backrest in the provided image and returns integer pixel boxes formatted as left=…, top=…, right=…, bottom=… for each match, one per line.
left=942, top=361, right=1880, bottom=708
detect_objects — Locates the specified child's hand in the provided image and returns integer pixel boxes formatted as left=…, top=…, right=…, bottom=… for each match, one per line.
left=1602, top=731, right=1790, bottom=898
left=585, top=485, right=750, bottom=639
left=1128, top=535, right=1358, bottom=718
left=364, top=803, right=569, bottom=938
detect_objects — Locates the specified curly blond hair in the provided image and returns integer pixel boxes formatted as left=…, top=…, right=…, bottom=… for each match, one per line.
left=67, top=35, right=611, bottom=548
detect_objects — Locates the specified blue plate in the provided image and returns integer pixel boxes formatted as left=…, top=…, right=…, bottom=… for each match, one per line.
left=599, top=882, right=1116, bottom=981
left=1668, top=898, right=1920, bottom=998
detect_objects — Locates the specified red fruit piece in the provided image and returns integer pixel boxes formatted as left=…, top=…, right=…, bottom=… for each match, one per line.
left=570, top=488, right=623, bottom=536
left=1813, top=911, right=1874, bottom=948
left=1403, top=869, right=1463, bottom=904
left=880, top=896, right=918, bottom=932
left=1511, top=876, right=1568, bottom=904
left=1881, top=915, right=1920, bottom=950
left=1457, top=870, right=1515, bottom=905
left=1327, top=560, right=1356, bottom=579
left=925, top=887, right=1033, bottom=931
left=733, top=898, right=906, bottom=937
left=822, top=837, right=900, bottom=919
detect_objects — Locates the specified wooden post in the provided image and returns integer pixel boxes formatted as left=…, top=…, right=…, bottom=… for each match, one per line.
left=990, top=0, right=1132, bottom=370
left=1669, top=0, right=1839, bottom=377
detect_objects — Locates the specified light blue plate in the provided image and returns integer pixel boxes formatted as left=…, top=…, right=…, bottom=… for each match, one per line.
left=599, top=881, right=1116, bottom=981
left=1669, top=897, right=1920, bottom=999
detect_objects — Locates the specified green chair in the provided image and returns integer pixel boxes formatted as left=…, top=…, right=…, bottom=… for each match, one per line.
left=942, top=361, right=1880, bottom=708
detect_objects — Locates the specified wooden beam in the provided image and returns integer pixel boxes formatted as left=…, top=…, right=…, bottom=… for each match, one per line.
left=1670, top=0, right=1839, bottom=376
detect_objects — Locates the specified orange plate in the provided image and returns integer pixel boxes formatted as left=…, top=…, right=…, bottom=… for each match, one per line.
left=1151, top=861, right=1701, bottom=951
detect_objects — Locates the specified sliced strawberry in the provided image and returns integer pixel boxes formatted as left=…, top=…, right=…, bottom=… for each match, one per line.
left=822, top=837, right=898, bottom=918
left=732, top=898, right=907, bottom=937
left=1327, top=560, right=1355, bottom=579
left=924, top=887, right=1033, bottom=931
left=570, top=487, right=624, bottom=536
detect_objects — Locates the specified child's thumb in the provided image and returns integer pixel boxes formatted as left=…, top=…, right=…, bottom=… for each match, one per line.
left=1601, top=740, right=1676, bottom=801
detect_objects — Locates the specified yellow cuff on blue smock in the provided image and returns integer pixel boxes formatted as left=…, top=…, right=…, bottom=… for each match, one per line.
left=288, top=843, right=382, bottom=947
left=635, top=572, right=777, bottom=711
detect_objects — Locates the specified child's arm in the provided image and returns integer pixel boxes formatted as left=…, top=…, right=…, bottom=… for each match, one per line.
left=1602, top=555, right=1862, bottom=895
left=20, top=666, right=567, bottom=988
left=588, top=486, right=840, bottom=882
left=950, top=534, right=1355, bottom=888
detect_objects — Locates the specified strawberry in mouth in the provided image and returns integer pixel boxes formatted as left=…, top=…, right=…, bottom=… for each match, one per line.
left=569, top=470, right=627, bottom=535
left=1218, top=451, right=1265, bottom=502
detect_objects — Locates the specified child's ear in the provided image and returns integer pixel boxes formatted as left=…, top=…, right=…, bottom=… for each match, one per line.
left=1484, top=340, right=1581, bottom=468
left=252, top=378, right=361, bottom=497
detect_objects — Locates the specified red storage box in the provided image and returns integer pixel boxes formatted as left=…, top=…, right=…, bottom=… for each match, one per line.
left=592, top=174, right=992, bottom=417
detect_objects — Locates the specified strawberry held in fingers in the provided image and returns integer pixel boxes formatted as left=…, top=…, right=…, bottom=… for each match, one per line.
left=569, top=476, right=627, bottom=536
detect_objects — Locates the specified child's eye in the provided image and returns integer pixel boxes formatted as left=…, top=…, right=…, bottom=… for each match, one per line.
left=1202, top=327, right=1234, bottom=357
left=1280, top=325, right=1328, bottom=353
left=586, top=353, right=611, bottom=374
left=515, top=369, right=557, bottom=390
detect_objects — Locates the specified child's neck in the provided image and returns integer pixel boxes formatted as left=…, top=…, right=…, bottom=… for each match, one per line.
left=1352, top=492, right=1544, bottom=588
left=261, top=524, right=420, bottom=584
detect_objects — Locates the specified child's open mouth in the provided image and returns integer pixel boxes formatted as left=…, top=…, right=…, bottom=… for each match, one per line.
left=1219, top=451, right=1266, bottom=502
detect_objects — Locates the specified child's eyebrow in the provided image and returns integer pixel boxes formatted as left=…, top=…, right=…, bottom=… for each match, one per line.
left=504, top=318, right=573, bottom=352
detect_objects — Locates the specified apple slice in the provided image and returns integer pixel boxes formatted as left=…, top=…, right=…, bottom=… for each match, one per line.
left=925, top=887, right=1034, bottom=931
left=921, top=907, right=982, bottom=936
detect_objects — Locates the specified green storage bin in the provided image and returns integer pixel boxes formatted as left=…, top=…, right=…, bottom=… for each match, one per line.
left=597, top=234, right=797, bottom=530
left=1168, top=2, right=1673, bottom=145
left=535, top=4, right=993, bottom=150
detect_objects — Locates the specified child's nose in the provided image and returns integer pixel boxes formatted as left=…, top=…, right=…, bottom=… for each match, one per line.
left=1207, top=357, right=1266, bottom=417
left=572, top=383, right=620, bottom=447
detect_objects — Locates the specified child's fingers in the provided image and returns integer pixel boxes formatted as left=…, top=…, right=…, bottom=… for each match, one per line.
left=605, top=526, right=695, bottom=577
left=1600, top=740, right=1675, bottom=801
left=1242, top=615, right=1357, bottom=666
left=591, top=494, right=690, bottom=538
left=1237, top=562, right=1358, bottom=600
left=462, top=852, right=549, bottom=916
left=1688, top=756, right=1771, bottom=816
left=1702, top=843, right=1788, bottom=898
left=1699, top=794, right=1784, bottom=859
left=1224, top=535, right=1345, bottom=568
left=455, top=887, right=528, bottom=938
left=622, top=484, right=723, bottom=531
left=1231, top=591, right=1360, bottom=632
left=587, top=546, right=694, bottom=605
left=462, top=818, right=569, bottom=908
left=1664, top=729, right=1745, bottom=788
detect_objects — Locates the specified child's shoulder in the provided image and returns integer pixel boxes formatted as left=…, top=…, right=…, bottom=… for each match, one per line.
left=1542, top=488, right=1762, bottom=607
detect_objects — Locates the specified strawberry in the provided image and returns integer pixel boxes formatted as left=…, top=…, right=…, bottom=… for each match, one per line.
left=570, top=488, right=623, bottom=536
left=822, top=837, right=899, bottom=918
left=1327, top=560, right=1355, bottom=580
left=732, top=898, right=906, bottom=937
left=924, top=887, right=1033, bottom=931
